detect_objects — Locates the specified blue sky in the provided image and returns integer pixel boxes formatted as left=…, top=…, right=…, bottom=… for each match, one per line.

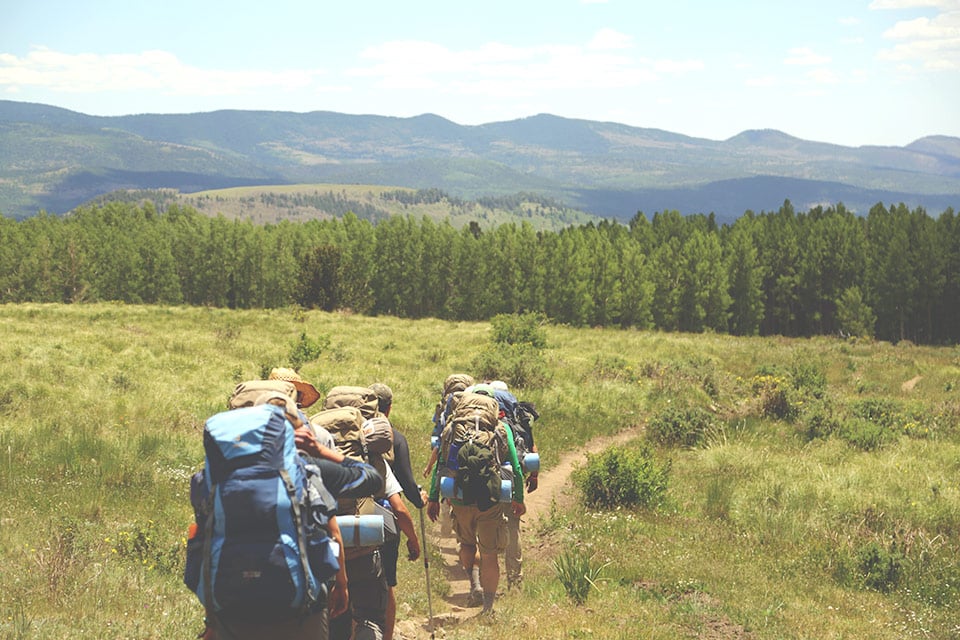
left=1, top=0, right=958, bottom=147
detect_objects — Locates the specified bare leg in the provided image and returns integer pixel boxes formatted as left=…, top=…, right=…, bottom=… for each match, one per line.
left=385, top=586, right=395, bottom=640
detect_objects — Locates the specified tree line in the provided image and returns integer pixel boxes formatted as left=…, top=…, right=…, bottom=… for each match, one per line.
left=0, top=200, right=957, bottom=344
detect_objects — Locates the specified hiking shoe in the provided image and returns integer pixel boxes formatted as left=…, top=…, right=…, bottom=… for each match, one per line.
left=468, top=587, right=484, bottom=607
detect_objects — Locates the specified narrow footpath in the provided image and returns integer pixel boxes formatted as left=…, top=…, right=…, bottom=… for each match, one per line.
left=395, top=426, right=646, bottom=639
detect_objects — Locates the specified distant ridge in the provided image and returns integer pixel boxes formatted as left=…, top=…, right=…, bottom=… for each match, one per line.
left=1, top=100, right=957, bottom=222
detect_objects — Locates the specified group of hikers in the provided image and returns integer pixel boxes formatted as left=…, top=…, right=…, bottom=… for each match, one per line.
left=184, top=369, right=540, bottom=640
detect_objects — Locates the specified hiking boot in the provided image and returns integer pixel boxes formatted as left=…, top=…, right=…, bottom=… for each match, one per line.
left=468, top=587, right=484, bottom=607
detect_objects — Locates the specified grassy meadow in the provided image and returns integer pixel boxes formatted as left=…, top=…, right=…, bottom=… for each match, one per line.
left=1, top=303, right=958, bottom=639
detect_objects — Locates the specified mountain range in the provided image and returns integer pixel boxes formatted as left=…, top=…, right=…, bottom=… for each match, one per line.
left=1, top=99, right=958, bottom=223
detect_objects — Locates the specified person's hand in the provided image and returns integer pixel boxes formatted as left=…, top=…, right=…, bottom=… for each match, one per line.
left=427, top=500, right=440, bottom=522
left=419, top=488, right=429, bottom=506
left=328, top=577, right=349, bottom=618
left=406, top=537, right=421, bottom=561
left=512, top=501, right=526, bottom=517
left=525, top=473, right=538, bottom=493
left=317, top=444, right=345, bottom=463
left=199, top=621, right=216, bottom=640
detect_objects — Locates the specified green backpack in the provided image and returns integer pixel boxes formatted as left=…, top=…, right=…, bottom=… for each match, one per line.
left=455, top=437, right=504, bottom=512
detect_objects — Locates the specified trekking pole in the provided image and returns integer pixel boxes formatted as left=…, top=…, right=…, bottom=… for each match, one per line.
left=417, top=500, right=436, bottom=639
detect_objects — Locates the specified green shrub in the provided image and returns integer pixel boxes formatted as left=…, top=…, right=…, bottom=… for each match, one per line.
left=856, top=541, right=902, bottom=593
left=750, top=374, right=802, bottom=421
left=574, top=443, right=670, bottom=510
left=801, top=400, right=840, bottom=441
left=850, top=397, right=903, bottom=428
left=489, top=312, right=548, bottom=349
left=288, top=331, right=330, bottom=369
left=646, top=406, right=714, bottom=448
left=838, top=417, right=892, bottom=451
left=789, top=357, right=827, bottom=399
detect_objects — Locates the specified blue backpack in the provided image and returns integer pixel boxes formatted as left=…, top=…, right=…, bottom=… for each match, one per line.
left=184, top=403, right=339, bottom=622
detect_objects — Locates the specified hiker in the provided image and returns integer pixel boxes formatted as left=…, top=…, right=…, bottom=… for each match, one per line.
left=317, top=386, right=420, bottom=640
left=328, top=454, right=419, bottom=640
left=188, top=376, right=385, bottom=640
left=426, top=386, right=526, bottom=615
left=489, top=380, right=540, bottom=589
left=422, top=373, right=475, bottom=478
left=423, top=374, right=474, bottom=538
left=369, top=383, right=426, bottom=640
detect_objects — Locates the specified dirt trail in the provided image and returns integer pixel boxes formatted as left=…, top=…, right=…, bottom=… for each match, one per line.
left=901, top=375, right=922, bottom=392
left=394, top=426, right=646, bottom=639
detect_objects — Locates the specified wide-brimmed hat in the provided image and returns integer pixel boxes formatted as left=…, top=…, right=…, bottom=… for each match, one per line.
left=268, top=367, right=321, bottom=408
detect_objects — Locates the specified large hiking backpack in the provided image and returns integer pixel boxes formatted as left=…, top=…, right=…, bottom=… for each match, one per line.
left=493, top=389, right=539, bottom=465
left=310, top=399, right=397, bottom=557
left=323, top=385, right=380, bottom=420
left=439, top=392, right=511, bottom=511
left=184, top=403, right=339, bottom=622
left=228, top=379, right=298, bottom=410
left=431, top=374, right=475, bottom=434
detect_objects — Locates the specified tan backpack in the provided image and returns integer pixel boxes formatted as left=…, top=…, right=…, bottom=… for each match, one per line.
left=438, top=392, right=510, bottom=505
left=228, top=379, right=298, bottom=410
left=310, top=400, right=397, bottom=558
left=322, top=385, right=380, bottom=420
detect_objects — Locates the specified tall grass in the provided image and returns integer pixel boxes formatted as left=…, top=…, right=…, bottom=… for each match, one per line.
left=0, top=304, right=958, bottom=638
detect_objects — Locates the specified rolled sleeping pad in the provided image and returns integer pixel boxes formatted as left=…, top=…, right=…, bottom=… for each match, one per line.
left=521, top=452, right=540, bottom=473
left=439, top=476, right=512, bottom=502
left=337, top=514, right=385, bottom=547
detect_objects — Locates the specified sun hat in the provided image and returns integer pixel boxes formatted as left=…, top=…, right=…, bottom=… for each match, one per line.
left=268, top=367, right=321, bottom=408
left=369, top=382, right=393, bottom=407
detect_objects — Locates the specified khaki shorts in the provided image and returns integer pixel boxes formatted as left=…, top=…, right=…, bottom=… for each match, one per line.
left=451, top=503, right=507, bottom=554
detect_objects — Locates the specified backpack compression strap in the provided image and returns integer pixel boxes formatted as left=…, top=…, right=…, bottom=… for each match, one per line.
left=279, top=468, right=318, bottom=613
left=201, top=489, right=217, bottom=613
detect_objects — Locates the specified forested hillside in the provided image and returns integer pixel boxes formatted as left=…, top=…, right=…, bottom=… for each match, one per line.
left=2, top=100, right=958, bottom=221
left=1, top=200, right=956, bottom=344
left=86, top=185, right=599, bottom=231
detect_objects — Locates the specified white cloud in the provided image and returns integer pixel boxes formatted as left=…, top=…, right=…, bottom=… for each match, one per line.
left=877, top=9, right=960, bottom=70
left=869, top=0, right=960, bottom=9
left=0, top=47, right=322, bottom=96
left=784, top=47, right=832, bottom=65
left=349, top=35, right=701, bottom=95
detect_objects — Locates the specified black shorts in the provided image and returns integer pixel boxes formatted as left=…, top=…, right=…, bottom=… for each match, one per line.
left=329, top=549, right=387, bottom=638
left=381, top=536, right=400, bottom=587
